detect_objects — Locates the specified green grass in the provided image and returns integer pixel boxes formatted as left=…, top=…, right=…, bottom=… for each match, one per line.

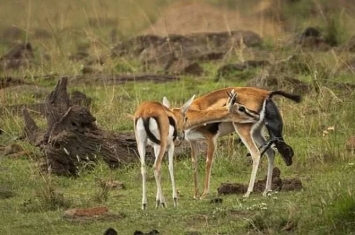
left=1, top=77, right=355, bottom=234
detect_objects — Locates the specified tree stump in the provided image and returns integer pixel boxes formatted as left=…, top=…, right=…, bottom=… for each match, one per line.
left=23, top=77, right=142, bottom=176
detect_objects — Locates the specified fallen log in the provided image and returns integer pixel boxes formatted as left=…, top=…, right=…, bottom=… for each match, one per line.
left=22, top=77, right=143, bottom=176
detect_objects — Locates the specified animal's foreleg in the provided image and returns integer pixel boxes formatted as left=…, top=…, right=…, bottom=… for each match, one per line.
left=202, top=137, right=217, bottom=198
left=190, top=141, right=200, bottom=199
left=253, top=131, right=275, bottom=195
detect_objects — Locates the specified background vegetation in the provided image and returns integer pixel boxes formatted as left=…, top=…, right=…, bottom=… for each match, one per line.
left=1, top=0, right=355, bottom=234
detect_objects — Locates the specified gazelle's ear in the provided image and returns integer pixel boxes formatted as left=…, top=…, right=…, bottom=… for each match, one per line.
left=181, top=95, right=195, bottom=114
left=227, top=89, right=237, bottom=107
left=162, top=97, right=170, bottom=108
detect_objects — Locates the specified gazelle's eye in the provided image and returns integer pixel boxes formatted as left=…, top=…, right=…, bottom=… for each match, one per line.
left=238, top=106, right=245, bottom=112
left=184, top=117, right=188, bottom=122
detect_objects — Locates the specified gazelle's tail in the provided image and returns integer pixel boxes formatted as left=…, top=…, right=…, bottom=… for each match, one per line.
left=269, top=91, right=302, bottom=103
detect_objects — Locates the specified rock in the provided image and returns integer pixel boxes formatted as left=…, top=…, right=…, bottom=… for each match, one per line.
left=0, top=42, right=34, bottom=70
left=104, top=228, right=118, bottom=235
left=134, top=230, right=159, bottom=235
left=166, top=58, right=203, bottom=76
left=217, top=182, right=247, bottom=195
left=293, top=27, right=331, bottom=51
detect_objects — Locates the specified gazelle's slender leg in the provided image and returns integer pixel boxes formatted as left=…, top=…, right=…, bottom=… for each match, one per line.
left=167, top=143, right=177, bottom=206
left=234, top=123, right=260, bottom=197
left=252, top=129, right=275, bottom=195
left=153, top=144, right=166, bottom=208
left=190, top=141, right=200, bottom=199
left=138, top=143, right=147, bottom=209
left=135, top=120, right=148, bottom=210
left=201, top=136, right=218, bottom=198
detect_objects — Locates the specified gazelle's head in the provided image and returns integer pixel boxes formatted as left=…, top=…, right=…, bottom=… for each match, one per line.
left=226, top=90, right=260, bottom=123
left=163, top=95, right=195, bottom=140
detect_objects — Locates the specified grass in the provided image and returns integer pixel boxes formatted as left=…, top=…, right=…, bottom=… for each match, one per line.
left=1, top=0, right=355, bottom=234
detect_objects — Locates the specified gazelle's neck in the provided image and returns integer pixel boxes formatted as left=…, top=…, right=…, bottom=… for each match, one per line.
left=185, top=108, right=231, bottom=130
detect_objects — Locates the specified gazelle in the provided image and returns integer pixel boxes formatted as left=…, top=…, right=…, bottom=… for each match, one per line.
left=184, top=87, right=302, bottom=199
left=134, top=95, right=195, bottom=210
left=134, top=91, right=261, bottom=209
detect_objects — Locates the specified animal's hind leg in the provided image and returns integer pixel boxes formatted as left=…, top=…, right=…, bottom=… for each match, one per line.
left=153, top=145, right=166, bottom=208
left=253, top=128, right=275, bottom=195
left=190, top=141, right=200, bottom=199
left=135, top=120, right=148, bottom=210
left=201, top=137, right=217, bottom=198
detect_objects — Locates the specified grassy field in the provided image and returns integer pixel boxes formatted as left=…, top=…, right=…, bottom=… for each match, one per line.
left=1, top=0, right=355, bottom=235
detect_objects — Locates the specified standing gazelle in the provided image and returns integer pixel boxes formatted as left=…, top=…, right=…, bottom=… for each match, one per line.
left=134, top=91, right=262, bottom=209
left=184, top=87, right=302, bottom=199
left=134, top=95, right=195, bottom=210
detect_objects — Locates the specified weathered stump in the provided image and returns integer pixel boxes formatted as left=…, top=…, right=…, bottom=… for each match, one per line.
left=23, top=77, right=140, bottom=176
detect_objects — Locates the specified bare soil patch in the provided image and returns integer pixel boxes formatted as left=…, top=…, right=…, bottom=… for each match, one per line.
left=63, top=206, right=124, bottom=223
left=217, top=167, right=302, bottom=195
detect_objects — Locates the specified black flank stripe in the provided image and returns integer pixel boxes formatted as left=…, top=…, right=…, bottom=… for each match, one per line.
left=168, top=116, right=177, bottom=140
left=143, top=117, right=161, bottom=145
left=206, top=122, right=220, bottom=135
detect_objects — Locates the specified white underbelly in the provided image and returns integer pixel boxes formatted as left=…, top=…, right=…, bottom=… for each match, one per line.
left=217, top=122, right=235, bottom=137
left=184, top=129, right=206, bottom=141
left=184, top=122, right=236, bottom=142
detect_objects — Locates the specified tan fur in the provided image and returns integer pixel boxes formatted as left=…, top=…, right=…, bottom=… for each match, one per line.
left=185, top=87, right=294, bottom=198
left=190, top=87, right=270, bottom=112
left=134, top=95, right=195, bottom=209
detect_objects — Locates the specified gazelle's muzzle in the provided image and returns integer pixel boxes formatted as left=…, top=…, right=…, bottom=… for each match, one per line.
left=176, top=130, right=185, bottom=141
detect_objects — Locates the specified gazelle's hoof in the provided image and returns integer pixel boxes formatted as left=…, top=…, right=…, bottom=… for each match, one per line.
left=156, top=199, right=166, bottom=208
left=200, top=192, right=210, bottom=199
left=262, top=190, right=272, bottom=197
left=173, top=198, right=178, bottom=207
left=142, top=203, right=147, bottom=210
